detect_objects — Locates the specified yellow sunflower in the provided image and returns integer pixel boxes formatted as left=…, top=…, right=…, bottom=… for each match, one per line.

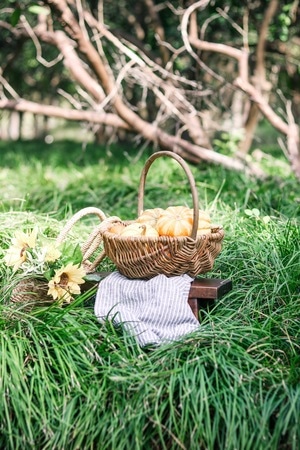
left=43, top=244, right=62, bottom=263
left=12, top=228, right=38, bottom=249
left=4, top=245, right=27, bottom=271
left=4, top=228, right=38, bottom=271
left=47, top=262, right=86, bottom=303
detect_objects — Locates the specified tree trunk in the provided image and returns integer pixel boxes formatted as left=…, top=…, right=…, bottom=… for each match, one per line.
left=239, top=0, right=279, bottom=154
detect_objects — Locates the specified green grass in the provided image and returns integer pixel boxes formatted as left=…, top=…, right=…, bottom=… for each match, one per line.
left=0, top=139, right=299, bottom=449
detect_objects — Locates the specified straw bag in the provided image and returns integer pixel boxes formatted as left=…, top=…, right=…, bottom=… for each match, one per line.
left=100, top=151, right=224, bottom=279
left=10, top=207, right=107, bottom=307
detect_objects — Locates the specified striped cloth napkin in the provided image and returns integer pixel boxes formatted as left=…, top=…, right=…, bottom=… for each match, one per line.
left=94, top=271, right=200, bottom=347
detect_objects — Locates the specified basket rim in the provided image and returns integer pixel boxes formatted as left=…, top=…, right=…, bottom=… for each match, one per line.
left=102, top=223, right=224, bottom=242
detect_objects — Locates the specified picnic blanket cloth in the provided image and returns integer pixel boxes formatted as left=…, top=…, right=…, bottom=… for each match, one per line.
left=94, top=271, right=200, bottom=347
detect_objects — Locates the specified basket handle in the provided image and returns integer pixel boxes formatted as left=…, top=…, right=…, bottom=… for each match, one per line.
left=56, top=207, right=107, bottom=272
left=137, top=151, right=199, bottom=240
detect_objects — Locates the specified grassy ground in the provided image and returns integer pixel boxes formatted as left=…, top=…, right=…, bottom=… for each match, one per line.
left=0, top=139, right=299, bottom=449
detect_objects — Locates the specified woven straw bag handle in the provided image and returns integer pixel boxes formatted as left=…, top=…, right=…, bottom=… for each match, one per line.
left=137, top=151, right=199, bottom=240
left=56, top=207, right=107, bottom=272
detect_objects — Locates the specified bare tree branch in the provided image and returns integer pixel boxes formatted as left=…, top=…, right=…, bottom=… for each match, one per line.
left=185, top=1, right=300, bottom=176
left=0, top=0, right=299, bottom=178
left=240, top=0, right=279, bottom=154
left=0, top=98, right=130, bottom=129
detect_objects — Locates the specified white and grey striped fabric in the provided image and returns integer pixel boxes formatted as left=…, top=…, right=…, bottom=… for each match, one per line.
left=94, top=271, right=200, bottom=347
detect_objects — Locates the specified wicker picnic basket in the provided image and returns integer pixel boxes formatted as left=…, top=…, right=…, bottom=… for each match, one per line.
left=100, top=151, right=224, bottom=279
left=10, top=207, right=107, bottom=307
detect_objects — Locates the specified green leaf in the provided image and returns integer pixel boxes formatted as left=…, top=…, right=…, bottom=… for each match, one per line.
left=60, top=242, right=83, bottom=266
left=262, top=216, right=271, bottom=224
left=28, top=5, right=50, bottom=15
left=85, top=273, right=108, bottom=282
left=43, top=267, right=54, bottom=281
left=252, top=208, right=260, bottom=217
left=71, top=243, right=84, bottom=265
left=10, top=8, right=21, bottom=26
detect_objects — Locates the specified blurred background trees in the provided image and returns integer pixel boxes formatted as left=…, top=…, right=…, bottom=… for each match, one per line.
left=0, top=0, right=299, bottom=177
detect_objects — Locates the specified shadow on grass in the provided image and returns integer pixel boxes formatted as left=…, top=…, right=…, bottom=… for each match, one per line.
left=0, top=139, right=144, bottom=168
